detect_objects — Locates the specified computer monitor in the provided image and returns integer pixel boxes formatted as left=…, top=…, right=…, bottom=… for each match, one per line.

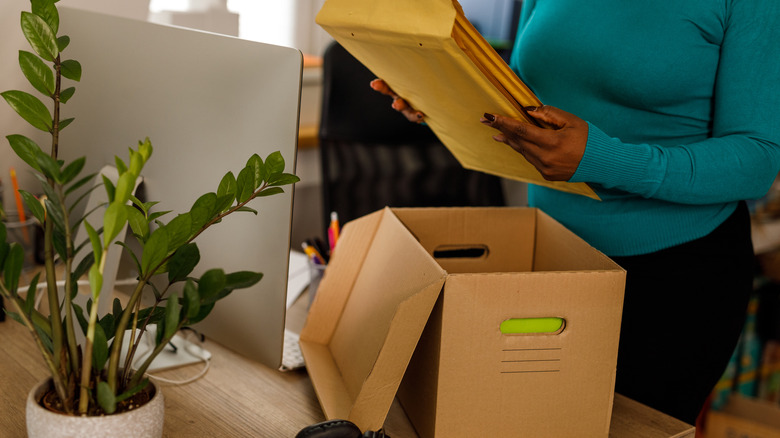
left=459, top=0, right=522, bottom=61
left=57, top=7, right=302, bottom=369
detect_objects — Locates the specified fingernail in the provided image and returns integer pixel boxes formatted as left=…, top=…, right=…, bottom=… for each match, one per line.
left=483, top=113, right=495, bottom=122
left=523, top=106, right=538, bottom=112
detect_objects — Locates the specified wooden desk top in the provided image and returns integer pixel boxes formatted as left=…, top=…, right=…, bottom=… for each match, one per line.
left=0, top=294, right=694, bottom=438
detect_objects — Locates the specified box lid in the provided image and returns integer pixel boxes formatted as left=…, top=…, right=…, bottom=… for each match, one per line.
left=300, top=207, right=447, bottom=431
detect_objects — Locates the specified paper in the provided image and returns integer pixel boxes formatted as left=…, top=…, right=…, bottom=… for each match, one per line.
left=287, top=250, right=310, bottom=308
left=316, top=0, right=598, bottom=199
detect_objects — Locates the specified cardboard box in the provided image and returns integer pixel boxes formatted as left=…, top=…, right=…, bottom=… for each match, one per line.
left=300, top=207, right=626, bottom=437
left=706, top=396, right=780, bottom=438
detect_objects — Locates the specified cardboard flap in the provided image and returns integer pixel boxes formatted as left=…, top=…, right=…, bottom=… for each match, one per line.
left=301, top=209, right=385, bottom=344
left=301, top=208, right=447, bottom=431
left=533, top=209, right=624, bottom=272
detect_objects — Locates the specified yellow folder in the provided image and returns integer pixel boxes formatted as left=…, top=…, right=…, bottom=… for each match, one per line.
left=316, top=0, right=598, bottom=199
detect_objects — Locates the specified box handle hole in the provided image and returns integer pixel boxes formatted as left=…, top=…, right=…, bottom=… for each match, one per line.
left=433, top=244, right=488, bottom=259
left=500, top=318, right=565, bottom=335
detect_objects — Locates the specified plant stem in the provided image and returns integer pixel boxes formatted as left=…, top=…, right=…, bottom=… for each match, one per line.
left=43, top=217, right=66, bottom=386
left=108, top=183, right=270, bottom=393
left=107, top=278, right=149, bottom=393
left=57, top=185, right=80, bottom=376
left=0, top=287, right=69, bottom=413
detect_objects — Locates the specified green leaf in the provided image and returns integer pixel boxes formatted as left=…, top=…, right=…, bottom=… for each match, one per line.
left=190, top=193, right=217, bottom=231
left=58, top=117, right=74, bottom=130
left=92, top=323, right=109, bottom=370
left=197, top=269, right=226, bottom=302
left=60, top=59, right=82, bottom=82
left=112, top=298, right=123, bottom=321
left=216, top=173, right=236, bottom=213
left=126, top=205, right=149, bottom=241
left=6, top=135, right=43, bottom=172
left=60, top=157, right=85, bottom=185
left=23, top=273, right=41, bottom=314
left=59, top=87, right=75, bottom=104
left=51, top=227, right=67, bottom=260
left=164, top=213, right=192, bottom=251
left=19, top=190, right=45, bottom=223
left=267, top=173, right=300, bottom=187
left=56, top=35, right=69, bottom=52
left=235, top=206, right=258, bottom=215
left=246, top=154, right=264, bottom=189
left=164, top=294, right=180, bottom=340
left=73, top=303, right=89, bottom=335
left=97, top=381, right=117, bottom=414
left=1, top=90, right=52, bottom=132
left=19, top=50, right=54, bottom=96
left=256, top=187, right=284, bottom=197
left=128, top=149, right=143, bottom=176
left=117, top=241, right=142, bottom=275
left=84, top=220, right=102, bottom=263
left=167, top=243, right=200, bottom=283
left=235, top=167, right=255, bottom=203
left=103, top=201, right=128, bottom=244
left=43, top=197, right=66, bottom=234
left=214, top=194, right=234, bottom=215
left=88, top=264, right=103, bottom=299
left=113, top=172, right=136, bottom=205
left=224, top=271, right=264, bottom=291
left=70, top=252, right=94, bottom=299
left=183, top=279, right=200, bottom=319
left=35, top=152, right=61, bottom=181
left=188, top=302, right=215, bottom=324
left=114, top=156, right=128, bottom=175
left=98, top=313, right=116, bottom=343
left=265, top=151, right=285, bottom=175
left=65, top=172, right=96, bottom=196
left=20, top=11, right=58, bottom=62
left=101, top=174, right=116, bottom=203
left=4, top=244, right=24, bottom=294
left=31, top=0, right=59, bottom=35
left=137, top=137, right=153, bottom=163
left=141, top=228, right=169, bottom=276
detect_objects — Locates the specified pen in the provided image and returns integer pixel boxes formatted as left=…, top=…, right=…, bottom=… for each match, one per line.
left=301, top=242, right=326, bottom=265
left=328, top=211, right=340, bottom=252
left=9, top=168, right=30, bottom=244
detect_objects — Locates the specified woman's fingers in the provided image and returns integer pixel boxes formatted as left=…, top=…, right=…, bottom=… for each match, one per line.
left=370, top=78, right=426, bottom=123
left=481, top=106, right=588, bottom=181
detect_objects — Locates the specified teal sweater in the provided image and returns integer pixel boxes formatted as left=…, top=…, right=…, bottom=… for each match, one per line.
left=510, top=0, right=780, bottom=256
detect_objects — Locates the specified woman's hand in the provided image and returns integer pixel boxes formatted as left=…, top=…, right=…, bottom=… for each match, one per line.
left=481, top=105, right=588, bottom=181
left=370, top=78, right=426, bottom=123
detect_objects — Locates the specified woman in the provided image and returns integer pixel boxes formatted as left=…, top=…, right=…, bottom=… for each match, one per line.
left=373, top=0, right=780, bottom=424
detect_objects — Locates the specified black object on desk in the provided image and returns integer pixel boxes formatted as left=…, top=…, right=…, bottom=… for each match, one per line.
left=1, top=296, right=5, bottom=322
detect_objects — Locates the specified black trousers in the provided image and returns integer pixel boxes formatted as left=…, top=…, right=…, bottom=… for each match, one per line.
left=610, top=201, right=755, bottom=425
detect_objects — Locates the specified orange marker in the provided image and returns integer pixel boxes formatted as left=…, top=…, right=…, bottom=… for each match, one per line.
left=9, top=168, right=30, bottom=243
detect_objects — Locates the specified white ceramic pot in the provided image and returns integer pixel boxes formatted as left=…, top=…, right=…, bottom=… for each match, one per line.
left=26, top=378, right=164, bottom=438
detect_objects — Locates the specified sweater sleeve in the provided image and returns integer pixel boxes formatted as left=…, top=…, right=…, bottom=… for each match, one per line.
left=569, top=0, right=780, bottom=205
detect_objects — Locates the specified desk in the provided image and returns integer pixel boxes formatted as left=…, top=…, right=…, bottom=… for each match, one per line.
left=0, top=294, right=695, bottom=437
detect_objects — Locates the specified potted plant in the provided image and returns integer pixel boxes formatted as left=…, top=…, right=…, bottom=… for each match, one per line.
left=0, top=0, right=299, bottom=436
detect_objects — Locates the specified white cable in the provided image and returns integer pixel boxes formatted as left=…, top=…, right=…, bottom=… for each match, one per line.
left=135, top=329, right=211, bottom=386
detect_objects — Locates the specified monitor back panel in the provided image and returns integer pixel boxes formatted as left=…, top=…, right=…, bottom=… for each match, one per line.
left=58, top=7, right=302, bottom=369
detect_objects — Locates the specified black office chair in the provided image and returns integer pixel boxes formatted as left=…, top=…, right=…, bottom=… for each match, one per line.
left=318, top=42, right=505, bottom=234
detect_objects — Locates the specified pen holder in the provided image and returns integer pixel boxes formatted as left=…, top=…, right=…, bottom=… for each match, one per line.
left=308, top=261, right=327, bottom=308
left=2, top=213, right=37, bottom=271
